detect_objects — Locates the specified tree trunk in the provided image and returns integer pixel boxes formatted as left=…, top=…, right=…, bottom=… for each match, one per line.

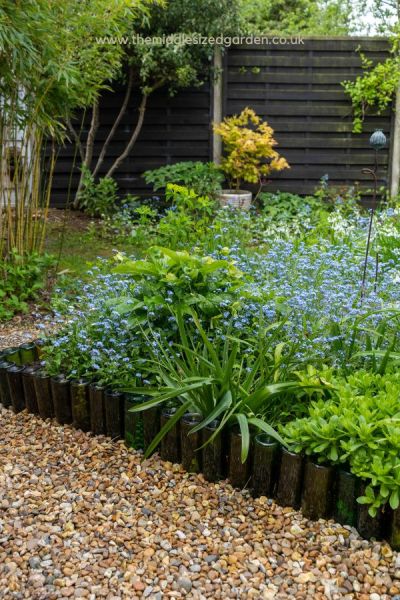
left=105, top=94, right=148, bottom=179
left=92, top=68, right=134, bottom=179
left=73, top=99, right=99, bottom=208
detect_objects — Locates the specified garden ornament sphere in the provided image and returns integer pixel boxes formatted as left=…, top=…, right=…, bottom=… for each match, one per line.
left=369, top=130, right=387, bottom=151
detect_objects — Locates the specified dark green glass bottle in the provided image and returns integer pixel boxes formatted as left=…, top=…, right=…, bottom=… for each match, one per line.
left=202, top=419, right=226, bottom=482
left=89, top=383, right=106, bottom=435
left=160, top=405, right=181, bottom=464
left=389, top=506, right=400, bottom=550
left=19, top=342, right=37, bottom=365
left=143, top=405, right=160, bottom=454
left=0, top=361, right=13, bottom=408
left=3, top=347, right=22, bottom=365
left=180, top=413, right=202, bottom=473
left=104, top=389, right=124, bottom=440
left=356, top=481, right=385, bottom=540
left=33, top=338, right=45, bottom=360
left=124, top=394, right=144, bottom=449
left=276, top=447, right=304, bottom=509
left=301, top=459, right=334, bottom=520
left=7, top=364, right=25, bottom=413
left=70, top=379, right=90, bottom=431
left=228, top=427, right=251, bottom=489
left=251, top=434, right=280, bottom=498
left=333, top=469, right=358, bottom=527
left=51, top=375, right=72, bottom=425
left=22, top=364, right=40, bottom=414
left=33, top=370, right=54, bottom=419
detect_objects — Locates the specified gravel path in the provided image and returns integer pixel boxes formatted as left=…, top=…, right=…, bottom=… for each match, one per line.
left=0, top=313, right=57, bottom=350
left=1, top=407, right=400, bottom=600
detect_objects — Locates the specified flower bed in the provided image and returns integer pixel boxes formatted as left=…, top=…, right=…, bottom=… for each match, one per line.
left=8, top=194, right=400, bottom=549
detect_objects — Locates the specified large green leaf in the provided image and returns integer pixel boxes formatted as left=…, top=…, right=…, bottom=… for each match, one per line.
left=248, top=417, right=288, bottom=447
left=235, top=413, right=251, bottom=463
left=127, top=379, right=213, bottom=411
left=189, top=389, right=233, bottom=433
left=113, top=260, right=159, bottom=277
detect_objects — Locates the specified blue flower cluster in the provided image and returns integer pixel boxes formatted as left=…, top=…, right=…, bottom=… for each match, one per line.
left=43, top=208, right=400, bottom=383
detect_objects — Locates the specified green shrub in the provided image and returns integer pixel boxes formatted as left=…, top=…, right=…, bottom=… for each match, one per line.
left=0, top=252, right=54, bottom=320
left=281, top=369, right=400, bottom=515
left=125, top=310, right=324, bottom=460
left=143, top=161, right=224, bottom=197
left=77, top=166, right=118, bottom=217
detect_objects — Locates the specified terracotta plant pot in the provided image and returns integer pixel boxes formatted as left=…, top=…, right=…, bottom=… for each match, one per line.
left=34, top=370, right=54, bottom=420
left=51, top=375, right=72, bottom=425
left=22, top=364, right=40, bottom=414
left=160, top=406, right=181, bottom=464
left=333, top=469, right=358, bottom=527
left=202, top=419, right=226, bottom=482
left=251, top=434, right=280, bottom=498
left=301, top=459, right=334, bottom=520
left=180, top=413, right=202, bottom=473
left=7, top=364, right=25, bottom=413
left=104, top=389, right=124, bottom=440
left=276, top=448, right=304, bottom=509
left=89, top=383, right=106, bottom=435
left=70, top=379, right=90, bottom=431
left=228, top=427, right=251, bottom=489
left=0, top=361, right=13, bottom=408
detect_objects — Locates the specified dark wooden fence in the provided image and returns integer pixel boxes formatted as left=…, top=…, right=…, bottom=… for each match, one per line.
left=50, top=37, right=392, bottom=206
left=50, top=83, right=212, bottom=207
left=224, top=38, right=392, bottom=199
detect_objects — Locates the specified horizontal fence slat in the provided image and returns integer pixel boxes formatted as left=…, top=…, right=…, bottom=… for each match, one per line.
left=51, top=38, right=392, bottom=205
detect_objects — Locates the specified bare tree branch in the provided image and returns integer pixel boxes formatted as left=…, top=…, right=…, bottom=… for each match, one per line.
left=73, top=99, right=100, bottom=207
left=105, top=94, right=147, bottom=178
left=66, top=118, right=84, bottom=163
left=105, top=80, right=165, bottom=179
left=92, top=67, right=134, bottom=178
left=84, top=98, right=100, bottom=170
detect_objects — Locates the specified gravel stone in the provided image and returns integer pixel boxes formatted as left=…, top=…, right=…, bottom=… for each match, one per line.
left=0, top=405, right=400, bottom=599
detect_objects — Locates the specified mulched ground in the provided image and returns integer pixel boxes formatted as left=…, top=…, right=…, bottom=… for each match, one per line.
left=0, top=407, right=400, bottom=600
left=0, top=312, right=56, bottom=350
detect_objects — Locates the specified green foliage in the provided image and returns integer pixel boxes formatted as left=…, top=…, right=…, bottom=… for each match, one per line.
left=143, top=162, right=224, bottom=196
left=0, top=0, right=149, bottom=136
left=343, top=39, right=400, bottom=133
left=128, top=0, right=242, bottom=95
left=42, top=246, right=248, bottom=384
left=239, top=0, right=355, bottom=35
left=155, top=184, right=217, bottom=248
left=77, top=167, right=119, bottom=217
left=282, top=369, right=400, bottom=515
left=126, top=310, right=320, bottom=460
left=213, top=108, right=289, bottom=189
left=113, top=245, right=245, bottom=317
left=0, top=252, right=54, bottom=320
left=100, top=202, right=158, bottom=244
left=259, top=192, right=330, bottom=222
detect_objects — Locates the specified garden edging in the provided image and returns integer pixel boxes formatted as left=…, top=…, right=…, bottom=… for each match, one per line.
left=1, top=340, right=399, bottom=550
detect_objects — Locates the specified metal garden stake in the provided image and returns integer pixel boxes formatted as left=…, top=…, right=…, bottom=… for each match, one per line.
left=360, top=129, right=387, bottom=300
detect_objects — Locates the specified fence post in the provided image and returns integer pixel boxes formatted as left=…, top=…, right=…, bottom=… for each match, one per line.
left=390, top=83, right=400, bottom=199
left=212, top=46, right=223, bottom=164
